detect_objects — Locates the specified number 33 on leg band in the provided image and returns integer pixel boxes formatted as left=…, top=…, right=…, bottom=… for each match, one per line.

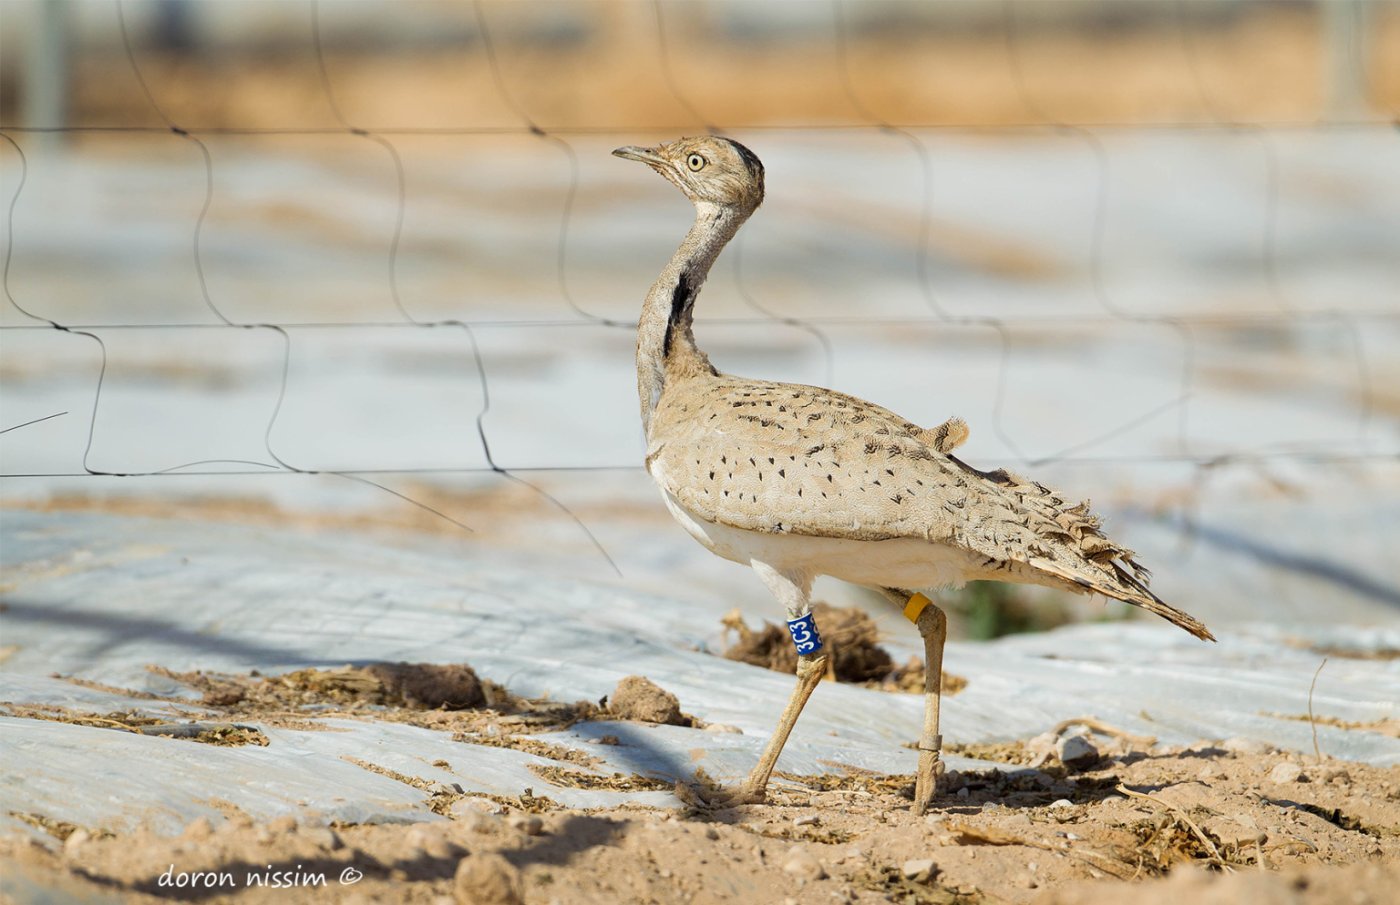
left=786, top=613, right=824, bottom=655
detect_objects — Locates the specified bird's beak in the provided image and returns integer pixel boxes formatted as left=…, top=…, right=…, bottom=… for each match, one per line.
left=612, top=145, right=666, bottom=166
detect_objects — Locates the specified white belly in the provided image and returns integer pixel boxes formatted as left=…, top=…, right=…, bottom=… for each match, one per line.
left=659, top=489, right=976, bottom=591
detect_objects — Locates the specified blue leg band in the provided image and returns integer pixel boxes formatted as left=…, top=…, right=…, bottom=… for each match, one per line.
left=786, top=612, right=824, bottom=655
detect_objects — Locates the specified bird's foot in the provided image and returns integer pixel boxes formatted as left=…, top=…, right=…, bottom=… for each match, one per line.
left=717, top=784, right=768, bottom=808
left=693, top=781, right=766, bottom=810
left=674, top=770, right=766, bottom=811
left=912, top=749, right=946, bottom=816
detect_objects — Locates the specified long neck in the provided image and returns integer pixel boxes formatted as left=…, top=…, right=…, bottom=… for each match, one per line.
left=636, top=201, right=748, bottom=434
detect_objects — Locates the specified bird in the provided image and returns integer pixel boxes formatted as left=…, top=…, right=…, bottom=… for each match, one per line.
left=613, top=136, right=1214, bottom=814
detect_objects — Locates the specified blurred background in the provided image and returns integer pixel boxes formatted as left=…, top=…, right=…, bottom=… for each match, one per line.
left=2, top=0, right=1398, bottom=642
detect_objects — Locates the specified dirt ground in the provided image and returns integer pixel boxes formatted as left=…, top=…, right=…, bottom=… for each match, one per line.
left=3, top=737, right=1397, bottom=904
left=3, top=658, right=1397, bottom=905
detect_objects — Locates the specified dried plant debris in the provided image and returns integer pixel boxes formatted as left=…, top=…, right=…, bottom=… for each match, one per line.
left=156, top=662, right=494, bottom=711
left=1282, top=638, right=1400, bottom=661
left=343, top=757, right=467, bottom=816
left=723, top=603, right=892, bottom=680
left=719, top=603, right=967, bottom=693
left=147, top=663, right=601, bottom=735
left=7, top=813, right=110, bottom=843
left=527, top=764, right=672, bottom=793
left=1261, top=711, right=1400, bottom=738
left=673, top=766, right=731, bottom=813
left=1118, top=784, right=1257, bottom=873
left=344, top=757, right=440, bottom=792
left=0, top=702, right=268, bottom=746
left=852, top=863, right=984, bottom=905
left=943, top=739, right=1036, bottom=765
left=453, top=732, right=602, bottom=767
left=778, top=765, right=916, bottom=799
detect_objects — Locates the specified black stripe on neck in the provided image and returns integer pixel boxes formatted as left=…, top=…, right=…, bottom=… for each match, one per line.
left=662, top=272, right=691, bottom=358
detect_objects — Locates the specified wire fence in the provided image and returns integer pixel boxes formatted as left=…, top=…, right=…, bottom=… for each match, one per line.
left=1, top=0, right=1396, bottom=581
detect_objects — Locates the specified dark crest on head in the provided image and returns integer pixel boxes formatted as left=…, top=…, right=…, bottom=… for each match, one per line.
left=724, top=138, right=764, bottom=182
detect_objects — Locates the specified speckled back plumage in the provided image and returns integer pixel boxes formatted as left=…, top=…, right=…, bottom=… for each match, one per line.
left=646, top=372, right=1211, bottom=640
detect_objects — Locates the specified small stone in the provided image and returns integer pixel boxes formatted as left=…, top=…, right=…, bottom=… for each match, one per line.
left=956, top=787, right=970, bottom=799
left=793, top=814, right=819, bottom=827
left=1026, top=731, right=1059, bottom=759
left=509, top=815, right=544, bottom=836
left=62, top=828, right=90, bottom=856
left=460, top=798, right=506, bottom=816
left=703, top=723, right=743, bottom=734
left=453, top=852, right=523, bottom=905
left=1324, top=768, right=1352, bottom=785
left=980, top=802, right=1001, bottom=812
left=1222, top=737, right=1270, bottom=755
left=1050, top=799, right=1074, bottom=809
left=781, top=846, right=826, bottom=881
left=704, top=826, right=719, bottom=840
left=1269, top=762, right=1305, bottom=784
left=449, top=799, right=503, bottom=831
left=901, top=858, right=937, bottom=882
left=1056, top=735, right=1099, bottom=770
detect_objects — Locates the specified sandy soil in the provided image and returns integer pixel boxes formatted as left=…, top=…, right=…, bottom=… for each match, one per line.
left=3, top=740, right=1396, bottom=904
left=3, top=657, right=1397, bottom=904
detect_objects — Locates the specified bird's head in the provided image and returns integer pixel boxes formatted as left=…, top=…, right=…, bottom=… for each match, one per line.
left=613, top=136, right=765, bottom=212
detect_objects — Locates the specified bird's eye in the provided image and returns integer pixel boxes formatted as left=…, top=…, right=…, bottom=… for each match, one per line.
left=686, top=154, right=707, bottom=172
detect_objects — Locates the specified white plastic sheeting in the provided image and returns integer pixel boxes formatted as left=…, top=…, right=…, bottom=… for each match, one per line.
left=1, top=511, right=1396, bottom=839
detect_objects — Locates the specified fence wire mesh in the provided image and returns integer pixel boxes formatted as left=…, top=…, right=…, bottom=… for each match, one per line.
left=2, top=1, right=1396, bottom=610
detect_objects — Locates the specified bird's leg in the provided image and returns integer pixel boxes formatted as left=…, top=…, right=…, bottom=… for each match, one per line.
left=906, top=592, right=948, bottom=815
left=739, top=647, right=830, bottom=802
left=731, top=562, right=824, bottom=805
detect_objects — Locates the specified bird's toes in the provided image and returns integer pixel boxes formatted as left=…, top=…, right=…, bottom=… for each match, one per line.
left=685, top=782, right=765, bottom=810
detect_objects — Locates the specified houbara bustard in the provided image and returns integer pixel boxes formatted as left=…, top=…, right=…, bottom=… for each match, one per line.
left=614, top=136, right=1214, bottom=813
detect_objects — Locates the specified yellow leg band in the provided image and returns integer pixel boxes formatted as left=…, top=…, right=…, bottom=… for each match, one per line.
left=903, top=592, right=933, bottom=625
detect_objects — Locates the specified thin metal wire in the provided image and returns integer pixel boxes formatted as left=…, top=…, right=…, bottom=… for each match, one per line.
left=6, top=447, right=1394, bottom=482
left=0, top=412, right=68, bottom=435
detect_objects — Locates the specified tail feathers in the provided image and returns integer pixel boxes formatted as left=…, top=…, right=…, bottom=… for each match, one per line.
left=1028, top=556, right=1216, bottom=642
